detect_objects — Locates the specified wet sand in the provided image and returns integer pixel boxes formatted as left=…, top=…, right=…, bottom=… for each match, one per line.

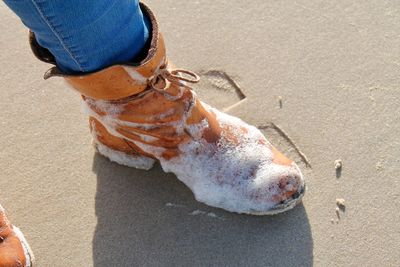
left=0, top=1, right=399, bottom=266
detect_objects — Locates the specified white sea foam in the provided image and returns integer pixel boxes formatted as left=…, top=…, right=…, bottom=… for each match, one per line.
left=189, top=210, right=206, bottom=216
left=95, top=141, right=155, bottom=170
left=165, top=203, right=186, bottom=208
left=90, top=121, right=155, bottom=170
left=83, top=100, right=167, bottom=158
left=189, top=210, right=221, bottom=219
left=123, top=67, right=148, bottom=84
left=158, top=106, right=304, bottom=214
left=82, top=95, right=304, bottom=214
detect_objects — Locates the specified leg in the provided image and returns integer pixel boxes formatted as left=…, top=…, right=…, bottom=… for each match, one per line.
left=3, top=0, right=149, bottom=73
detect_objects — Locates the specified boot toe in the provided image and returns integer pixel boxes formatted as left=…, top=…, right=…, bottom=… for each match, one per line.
left=261, top=166, right=306, bottom=214
left=246, top=161, right=305, bottom=215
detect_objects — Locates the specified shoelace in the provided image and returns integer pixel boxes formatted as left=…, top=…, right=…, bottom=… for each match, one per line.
left=149, top=62, right=200, bottom=100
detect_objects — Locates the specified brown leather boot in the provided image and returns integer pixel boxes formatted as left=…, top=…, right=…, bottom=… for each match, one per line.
left=0, top=205, right=34, bottom=267
left=30, top=3, right=305, bottom=215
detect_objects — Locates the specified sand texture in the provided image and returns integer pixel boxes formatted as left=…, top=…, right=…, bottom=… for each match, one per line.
left=0, top=0, right=399, bottom=266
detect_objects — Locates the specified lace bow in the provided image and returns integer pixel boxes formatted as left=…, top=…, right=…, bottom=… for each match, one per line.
left=149, top=62, right=200, bottom=99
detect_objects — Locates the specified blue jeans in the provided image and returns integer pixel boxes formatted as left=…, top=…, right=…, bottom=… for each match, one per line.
left=4, top=0, right=150, bottom=74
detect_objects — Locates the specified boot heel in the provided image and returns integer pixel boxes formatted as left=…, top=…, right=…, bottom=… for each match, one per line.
left=93, top=140, right=155, bottom=170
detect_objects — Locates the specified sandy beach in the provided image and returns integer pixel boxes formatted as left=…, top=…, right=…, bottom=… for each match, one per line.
left=0, top=0, right=399, bottom=266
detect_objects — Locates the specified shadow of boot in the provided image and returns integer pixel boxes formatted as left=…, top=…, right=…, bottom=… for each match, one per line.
left=91, top=153, right=313, bottom=267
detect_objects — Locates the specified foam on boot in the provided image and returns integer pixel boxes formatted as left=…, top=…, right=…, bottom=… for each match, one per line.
left=90, top=120, right=156, bottom=170
left=160, top=105, right=304, bottom=214
left=83, top=96, right=304, bottom=214
left=94, top=140, right=155, bottom=170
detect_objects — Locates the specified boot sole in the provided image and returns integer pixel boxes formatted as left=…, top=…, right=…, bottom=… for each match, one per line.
left=95, top=142, right=306, bottom=216
left=93, top=140, right=155, bottom=170
left=247, top=190, right=305, bottom=215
